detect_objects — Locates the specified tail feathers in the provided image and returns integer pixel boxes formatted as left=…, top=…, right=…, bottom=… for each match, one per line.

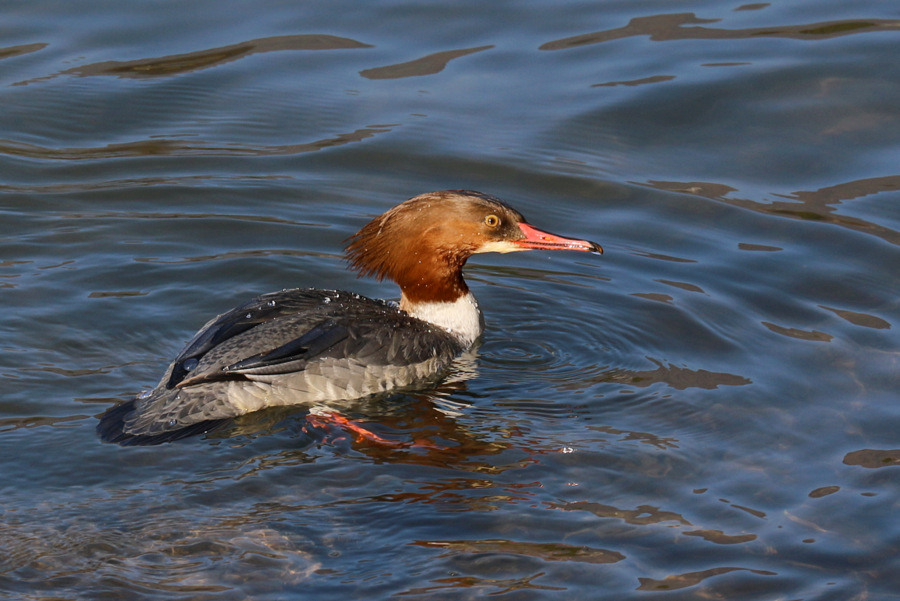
left=96, top=398, right=231, bottom=446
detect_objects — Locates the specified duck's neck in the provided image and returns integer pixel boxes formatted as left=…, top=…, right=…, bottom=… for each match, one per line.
left=401, top=291, right=485, bottom=348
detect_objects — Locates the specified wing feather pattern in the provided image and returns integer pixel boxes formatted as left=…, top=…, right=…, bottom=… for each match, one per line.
left=98, top=288, right=465, bottom=444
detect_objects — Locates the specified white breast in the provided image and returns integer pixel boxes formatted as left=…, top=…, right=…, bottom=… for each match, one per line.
left=404, top=292, right=485, bottom=348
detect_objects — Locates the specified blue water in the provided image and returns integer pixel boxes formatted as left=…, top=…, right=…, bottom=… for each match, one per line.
left=2, top=1, right=899, bottom=599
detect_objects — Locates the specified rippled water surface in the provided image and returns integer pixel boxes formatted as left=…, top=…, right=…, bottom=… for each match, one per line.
left=2, top=1, right=899, bottom=599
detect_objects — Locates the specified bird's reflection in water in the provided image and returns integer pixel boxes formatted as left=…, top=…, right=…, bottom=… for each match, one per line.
left=212, top=350, right=550, bottom=472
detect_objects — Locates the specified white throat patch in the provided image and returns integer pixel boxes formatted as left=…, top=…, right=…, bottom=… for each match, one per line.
left=405, top=292, right=485, bottom=347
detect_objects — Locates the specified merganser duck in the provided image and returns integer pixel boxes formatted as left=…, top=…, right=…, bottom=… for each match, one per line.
left=98, top=190, right=602, bottom=445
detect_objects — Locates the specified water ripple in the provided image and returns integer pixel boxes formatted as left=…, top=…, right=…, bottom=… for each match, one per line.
left=0, top=125, right=396, bottom=160
left=539, top=13, right=900, bottom=50
left=15, top=34, right=372, bottom=85
left=0, top=42, right=47, bottom=61
left=641, top=176, right=900, bottom=246
left=360, top=45, right=494, bottom=79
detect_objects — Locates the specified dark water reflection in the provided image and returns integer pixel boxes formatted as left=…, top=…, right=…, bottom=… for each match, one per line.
left=645, top=175, right=900, bottom=246
left=2, top=0, right=899, bottom=599
left=16, top=35, right=372, bottom=84
left=538, top=12, right=900, bottom=50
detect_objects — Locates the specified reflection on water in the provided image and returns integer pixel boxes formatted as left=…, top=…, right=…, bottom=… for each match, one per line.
left=1, top=0, right=899, bottom=598
left=644, top=175, right=900, bottom=246
left=0, top=42, right=46, bottom=60
left=843, top=448, right=900, bottom=468
left=539, top=12, right=900, bottom=50
left=0, top=125, right=396, bottom=159
left=16, top=35, right=372, bottom=84
left=411, top=539, right=625, bottom=564
left=360, top=45, right=494, bottom=80
left=637, top=566, right=777, bottom=592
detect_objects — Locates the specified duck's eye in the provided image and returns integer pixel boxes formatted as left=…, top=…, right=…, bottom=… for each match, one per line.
left=484, top=214, right=500, bottom=228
